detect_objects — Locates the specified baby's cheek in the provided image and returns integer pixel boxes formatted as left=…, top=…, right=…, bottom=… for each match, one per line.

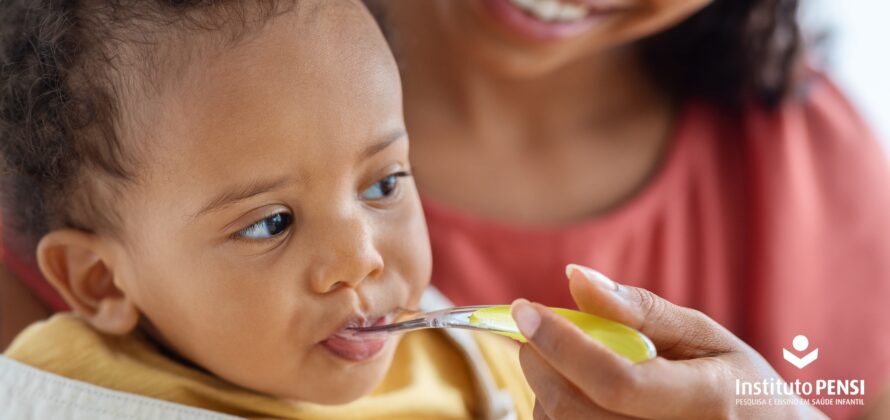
left=408, top=212, right=433, bottom=288
left=174, top=305, right=307, bottom=390
left=385, top=226, right=431, bottom=306
left=145, top=275, right=290, bottom=360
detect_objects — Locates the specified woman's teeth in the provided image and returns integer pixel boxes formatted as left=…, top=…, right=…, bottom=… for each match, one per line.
left=509, top=0, right=589, bottom=22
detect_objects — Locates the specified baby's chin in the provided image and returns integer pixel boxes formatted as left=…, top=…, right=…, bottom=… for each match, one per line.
left=266, top=336, right=401, bottom=405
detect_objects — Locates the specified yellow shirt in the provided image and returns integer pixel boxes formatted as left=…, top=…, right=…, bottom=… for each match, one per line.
left=5, top=314, right=533, bottom=419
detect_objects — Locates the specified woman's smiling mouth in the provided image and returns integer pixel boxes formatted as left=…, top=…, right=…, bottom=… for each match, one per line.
left=482, top=0, right=633, bottom=41
left=322, top=314, right=392, bottom=361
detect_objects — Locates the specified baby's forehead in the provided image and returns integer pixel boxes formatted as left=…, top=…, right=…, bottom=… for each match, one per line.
left=117, top=0, right=367, bottom=105
left=118, top=0, right=392, bottom=162
left=123, top=0, right=402, bottom=203
left=144, top=0, right=393, bottom=128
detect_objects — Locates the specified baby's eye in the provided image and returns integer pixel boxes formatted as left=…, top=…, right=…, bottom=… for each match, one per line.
left=361, top=171, right=410, bottom=200
left=235, top=212, right=293, bottom=239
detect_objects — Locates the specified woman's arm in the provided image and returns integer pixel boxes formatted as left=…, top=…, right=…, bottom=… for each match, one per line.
left=0, top=261, right=50, bottom=350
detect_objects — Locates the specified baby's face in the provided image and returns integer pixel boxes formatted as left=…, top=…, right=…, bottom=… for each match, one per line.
left=108, top=1, right=430, bottom=403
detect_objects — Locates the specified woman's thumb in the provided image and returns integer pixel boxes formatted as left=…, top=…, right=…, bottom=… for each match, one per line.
left=566, top=264, right=736, bottom=358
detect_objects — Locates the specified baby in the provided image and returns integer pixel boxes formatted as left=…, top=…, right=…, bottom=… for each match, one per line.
left=0, top=0, right=531, bottom=418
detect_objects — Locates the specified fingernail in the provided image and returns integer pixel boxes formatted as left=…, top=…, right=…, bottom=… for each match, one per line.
left=566, top=263, right=619, bottom=291
left=511, top=299, right=541, bottom=338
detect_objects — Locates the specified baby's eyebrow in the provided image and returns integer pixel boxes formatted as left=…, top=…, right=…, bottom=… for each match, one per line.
left=192, top=130, right=407, bottom=219
left=360, top=129, right=407, bottom=159
left=192, top=176, right=293, bottom=219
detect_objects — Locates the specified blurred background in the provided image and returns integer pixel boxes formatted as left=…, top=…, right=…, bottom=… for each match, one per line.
left=803, top=0, right=890, bottom=152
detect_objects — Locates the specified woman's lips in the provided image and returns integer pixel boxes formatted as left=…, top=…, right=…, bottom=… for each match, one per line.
left=481, top=0, right=627, bottom=41
left=322, top=315, right=390, bottom=362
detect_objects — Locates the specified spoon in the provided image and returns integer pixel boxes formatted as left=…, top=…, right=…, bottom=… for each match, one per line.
left=346, top=305, right=656, bottom=363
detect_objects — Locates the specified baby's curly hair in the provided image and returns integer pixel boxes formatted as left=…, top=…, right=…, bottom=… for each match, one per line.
left=0, top=0, right=291, bottom=260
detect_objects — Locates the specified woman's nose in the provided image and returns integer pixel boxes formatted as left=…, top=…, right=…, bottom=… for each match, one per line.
left=308, top=213, right=384, bottom=294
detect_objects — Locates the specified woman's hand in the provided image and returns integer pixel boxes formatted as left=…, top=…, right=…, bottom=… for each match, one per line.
left=511, top=264, right=827, bottom=419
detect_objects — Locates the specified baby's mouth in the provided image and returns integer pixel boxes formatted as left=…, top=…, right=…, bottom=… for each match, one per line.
left=321, top=314, right=393, bottom=362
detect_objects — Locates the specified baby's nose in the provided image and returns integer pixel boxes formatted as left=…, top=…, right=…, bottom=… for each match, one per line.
left=308, top=213, right=384, bottom=294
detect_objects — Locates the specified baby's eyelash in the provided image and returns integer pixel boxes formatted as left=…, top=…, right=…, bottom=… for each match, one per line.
left=231, top=212, right=293, bottom=241
left=361, top=170, right=412, bottom=201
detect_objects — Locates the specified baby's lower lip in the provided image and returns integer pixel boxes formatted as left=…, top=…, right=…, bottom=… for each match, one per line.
left=322, top=317, right=389, bottom=362
left=322, top=335, right=387, bottom=361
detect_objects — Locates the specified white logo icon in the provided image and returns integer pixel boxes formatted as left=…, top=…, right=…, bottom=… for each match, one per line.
left=783, top=335, right=818, bottom=369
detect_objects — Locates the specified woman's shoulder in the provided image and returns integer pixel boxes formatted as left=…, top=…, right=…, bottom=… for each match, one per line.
left=735, top=69, right=890, bottom=224
left=740, top=69, right=887, bottom=173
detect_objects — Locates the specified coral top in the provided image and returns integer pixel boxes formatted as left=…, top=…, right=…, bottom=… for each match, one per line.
left=423, top=74, right=890, bottom=418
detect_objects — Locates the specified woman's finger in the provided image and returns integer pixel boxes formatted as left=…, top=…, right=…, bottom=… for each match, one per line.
left=519, top=345, right=638, bottom=420
left=565, top=264, right=736, bottom=358
left=512, top=299, right=632, bottom=402
left=512, top=299, right=730, bottom=418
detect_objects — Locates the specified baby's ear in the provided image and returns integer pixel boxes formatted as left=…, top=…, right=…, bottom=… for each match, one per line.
left=36, top=229, right=139, bottom=335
